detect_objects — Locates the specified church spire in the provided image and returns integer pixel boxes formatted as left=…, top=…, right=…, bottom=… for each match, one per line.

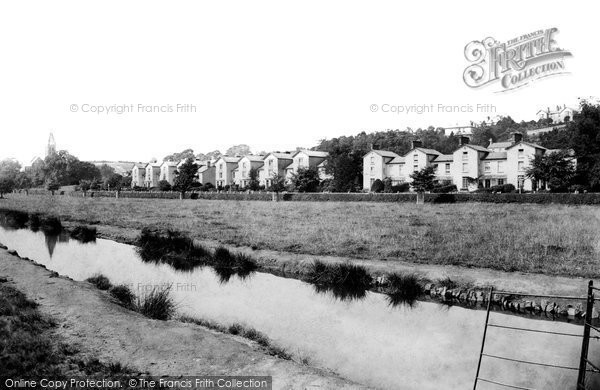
left=46, top=132, right=56, bottom=157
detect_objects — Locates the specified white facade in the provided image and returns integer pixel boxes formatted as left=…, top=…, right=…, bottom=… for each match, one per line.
left=131, top=163, right=147, bottom=188
left=258, top=152, right=294, bottom=187
left=235, top=155, right=265, bottom=187
left=160, top=161, right=179, bottom=185
left=214, top=156, right=241, bottom=188
left=363, top=134, right=550, bottom=192
left=144, top=163, right=161, bottom=188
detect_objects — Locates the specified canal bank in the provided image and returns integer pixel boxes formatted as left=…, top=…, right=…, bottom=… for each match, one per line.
left=0, top=248, right=366, bottom=390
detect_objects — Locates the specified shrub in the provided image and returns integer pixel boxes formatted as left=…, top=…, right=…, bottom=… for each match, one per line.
left=136, top=227, right=211, bottom=271
left=69, top=226, right=97, bottom=243
left=391, top=183, right=410, bottom=193
left=135, top=286, right=175, bottom=320
left=385, top=273, right=424, bottom=307
left=39, top=215, right=62, bottom=235
left=109, top=285, right=135, bottom=306
left=431, top=184, right=457, bottom=193
left=370, top=179, right=384, bottom=193
left=306, top=260, right=371, bottom=300
left=86, top=274, right=112, bottom=290
left=158, top=180, right=171, bottom=192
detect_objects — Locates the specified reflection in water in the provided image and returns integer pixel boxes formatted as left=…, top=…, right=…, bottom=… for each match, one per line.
left=385, top=291, right=419, bottom=308
left=44, top=231, right=70, bottom=258
left=1, top=221, right=599, bottom=390
left=312, top=283, right=368, bottom=301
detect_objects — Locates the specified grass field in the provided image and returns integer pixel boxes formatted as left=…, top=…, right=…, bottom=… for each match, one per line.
left=2, top=194, right=600, bottom=277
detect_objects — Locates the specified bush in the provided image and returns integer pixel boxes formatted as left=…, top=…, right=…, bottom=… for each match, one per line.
left=431, top=184, right=457, bottom=193
left=385, top=273, right=424, bottom=307
left=390, top=183, right=410, bottom=193
left=86, top=274, right=112, bottom=290
left=370, top=179, right=384, bottom=193
left=109, top=285, right=135, bottom=306
left=158, top=180, right=171, bottom=191
left=39, top=216, right=62, bottom=235
left=136, top=287, right=175, bottom=320
left=136, top=227, right=211, bottom=271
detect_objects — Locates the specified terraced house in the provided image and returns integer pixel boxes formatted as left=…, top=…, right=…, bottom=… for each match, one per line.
left=257, top=152, right=294, bottom=187
left=214, top=156, right=241, bottom=188
left=363, top=133, right=550, bottom=192
left=234, top=155, right=265, bottom=187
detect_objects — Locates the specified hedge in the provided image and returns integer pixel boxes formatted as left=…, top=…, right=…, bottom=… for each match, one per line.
left=19, top=190, right=600, bottom=205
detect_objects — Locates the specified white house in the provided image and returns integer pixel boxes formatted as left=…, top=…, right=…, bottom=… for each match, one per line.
left=362, top=133, right=552, bottom=192
left=235, top=155, right=265, bottom=188
left=131, top=163, right=147, bottom=188
left=144, top=163, right=161, bottom=188
left=536, top=105, right=576, bottom=123
left=159, top=161, right=179, bottom=185
left=258, top=152, right=294, bottom=187
left=284, top=150, right=330, bottom=182
left=214, top=156, right=241, bottom=188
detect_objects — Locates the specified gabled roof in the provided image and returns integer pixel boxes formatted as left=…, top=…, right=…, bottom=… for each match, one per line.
left=505, top=141, right=547, bottom=151
left=488, top=142, right=512, bottom=150
left=148, top=163, right=161, bottom=168
left=388, top=156, right=405, bottom=164
left=406, top=147, right=441, bottom=156
left=264, top=152, right=294, bottom=160
left=292, top=150, right=329, bottom=158
left=432, top=154, right=453, bottom=162
left=240, top=155, right=265, bottom=162
left=133, top=162, right=147, bottom=169
left=461, top=144, right=490, bottom=153
left=160, top=161, right=179, bottom=167
left=369, top=150, right=400, bottom=158
left=482, top=152, right=507, bottom=160
left=215, top=156, right=242, bottom=163
left=198, top=165, right=212, bottom=173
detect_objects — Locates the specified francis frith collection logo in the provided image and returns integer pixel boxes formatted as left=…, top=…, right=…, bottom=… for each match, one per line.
left=463, top=28, right=572, bottom=92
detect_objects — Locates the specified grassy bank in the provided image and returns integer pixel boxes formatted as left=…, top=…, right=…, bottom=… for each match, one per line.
left=0, top=278, right=134, bottom=379
left=2, top=194, right=600, bottom=277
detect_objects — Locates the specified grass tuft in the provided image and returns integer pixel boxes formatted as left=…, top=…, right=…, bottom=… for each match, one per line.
left=306, top=260, right=371, bottom=301
left=136, top=227, right=211, bottom=271
left=135, top=286, right=176, bottom=320
left=385, top=273, right=424, bottom=307
left=85, top=274, right=112, bottom=290
left=109, top=284, right=135, bottom=307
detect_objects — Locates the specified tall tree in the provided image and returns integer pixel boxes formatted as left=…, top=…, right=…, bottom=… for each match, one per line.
left=410, top=166, right=436, bottom=192
left=0, top=159, right=21, bottom=198
left=526, top=150, right=575, bottom=192
left=248, top=168, right=260, bottom=191
left=173, top=158, right=200, bottom=196
left=290, top=167, right=320, bottom=192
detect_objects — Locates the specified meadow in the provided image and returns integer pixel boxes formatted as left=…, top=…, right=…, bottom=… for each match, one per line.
left=2, top=194, right=600, bottom=277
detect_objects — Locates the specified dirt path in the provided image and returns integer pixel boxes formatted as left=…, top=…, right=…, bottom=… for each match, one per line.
left=85, top=222, right=593, bottom=297
left=0, top=248, right=368, bottom=390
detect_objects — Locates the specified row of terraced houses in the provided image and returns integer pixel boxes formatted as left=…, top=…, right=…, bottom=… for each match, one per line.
left=130, top=150, right=331, bottom=189
left=364, top=133, right=564, bottom=192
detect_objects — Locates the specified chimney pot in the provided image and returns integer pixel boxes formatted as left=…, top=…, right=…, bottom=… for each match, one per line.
left=411, top=140, right=423, bottom=149
left=459, top=136, right=470, bottom=146
left=512, top=132, right=523, bottom=144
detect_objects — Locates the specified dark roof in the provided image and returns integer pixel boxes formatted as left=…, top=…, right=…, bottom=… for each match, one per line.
left=482, top=152, right=507, bottom=160
left=506, top=142, right=547, bottom=151
left=414, top=147, right=441, bottom=155
left=488, top=141, right=512, bottom=150
left=293, top=150, right=329, bottom=158
left=370, top=150, right=400, bottom=158
left=463, top=144, right=490, bottom=153
left=388, top=156, right=405, bottom=164
left=432, top=154, right=453, bottom=162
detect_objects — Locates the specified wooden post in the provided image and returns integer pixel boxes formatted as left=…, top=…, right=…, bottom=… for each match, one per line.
left=577, top=280, right=594, bottom=389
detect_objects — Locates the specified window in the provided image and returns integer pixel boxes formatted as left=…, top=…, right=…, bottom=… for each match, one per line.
left=445, top=163, right=450, bottom=174
left=413, top=154, right=418, bottom=162
left=413, top=164, right=418, bottom=172
left=498, top=179, right=504, bottom=185
left=268, top=160, right=273, bottom=167
left=243, top=163, right=247, bottom=169
left=462, top=177, right=469, bottom=189
left=220, top=163, right=223, bottom=170
left=518, top=149, right=524, bottom=159
left=242, top=170, right=246, bottom=177
left=370, top=166, right=374, bottom=174
left=370, top=156, right=375, bottom=164
left=299, top=157, right=304, bottom=166
left=518, top=161, right=524, bottom=171
left=219, top=172, right=222, bottom=179
left=462, top=151, right=468, bottom=161
left=498, top=161, right=504, bottom=173
left=485, top=179, right=491, bottom=188
left=433, top=164, right=438, bottom=172
left=462, top=163, right=468, bottom=173
left=518, top=175, right=525, bottom=189
left=484, top=162, right=490, bottom=173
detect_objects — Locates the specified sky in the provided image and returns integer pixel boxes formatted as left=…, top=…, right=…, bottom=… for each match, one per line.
left=0, top=0, right=598, bottom=165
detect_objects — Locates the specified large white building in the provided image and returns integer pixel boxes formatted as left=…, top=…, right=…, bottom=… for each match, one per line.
left=363, top=134, right=551, bottom=192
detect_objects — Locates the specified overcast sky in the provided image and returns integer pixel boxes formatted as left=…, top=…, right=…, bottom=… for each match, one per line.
left=1, top=0, right=597, bottom=164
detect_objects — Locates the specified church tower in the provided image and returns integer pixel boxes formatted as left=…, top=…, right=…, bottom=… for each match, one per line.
left=46, top=132, right=56, bottom=157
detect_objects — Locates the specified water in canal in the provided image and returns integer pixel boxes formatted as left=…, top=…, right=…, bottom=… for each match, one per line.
left=0, top=220, right=599, bottom=389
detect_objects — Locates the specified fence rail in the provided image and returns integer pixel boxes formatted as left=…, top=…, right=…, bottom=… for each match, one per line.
left=473, top=281, right=598, bottom=390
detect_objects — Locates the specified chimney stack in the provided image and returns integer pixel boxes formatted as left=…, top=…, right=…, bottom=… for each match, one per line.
left=411, top=140, right=423, bottom=149
left=459, top=136, right=470, bottom=146
left=488, top=138, right=494, bottom=147
left=512, top=132, right=523, bottom=144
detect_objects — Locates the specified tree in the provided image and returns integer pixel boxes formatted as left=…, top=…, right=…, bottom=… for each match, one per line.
left=98, top=164, right=116, bottom=182
left=46, top=176, right=60, bottom=195
left=267, top=174, right=286, bottom=201
left=163, top=148, right=195, bottom=162
left=290, top=167, right=320, bottom=192
left=370, top=179, right=384, bottom=193
left=158, top=180, right=172, bottom=191
left=104, top=173, right=123, bottom=190
left=79, top=180, right=92, bottom=196
left=248, top=168, right=260, bottom=191
left=14, top=172, right=32, bottom=193
left=173, top=158, right=199, bottom=197
left=0, top=159, right=21, bottom=198
left=410, top=166, right=436, bottom=192
left=526, top=150, right=575, bottom=192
